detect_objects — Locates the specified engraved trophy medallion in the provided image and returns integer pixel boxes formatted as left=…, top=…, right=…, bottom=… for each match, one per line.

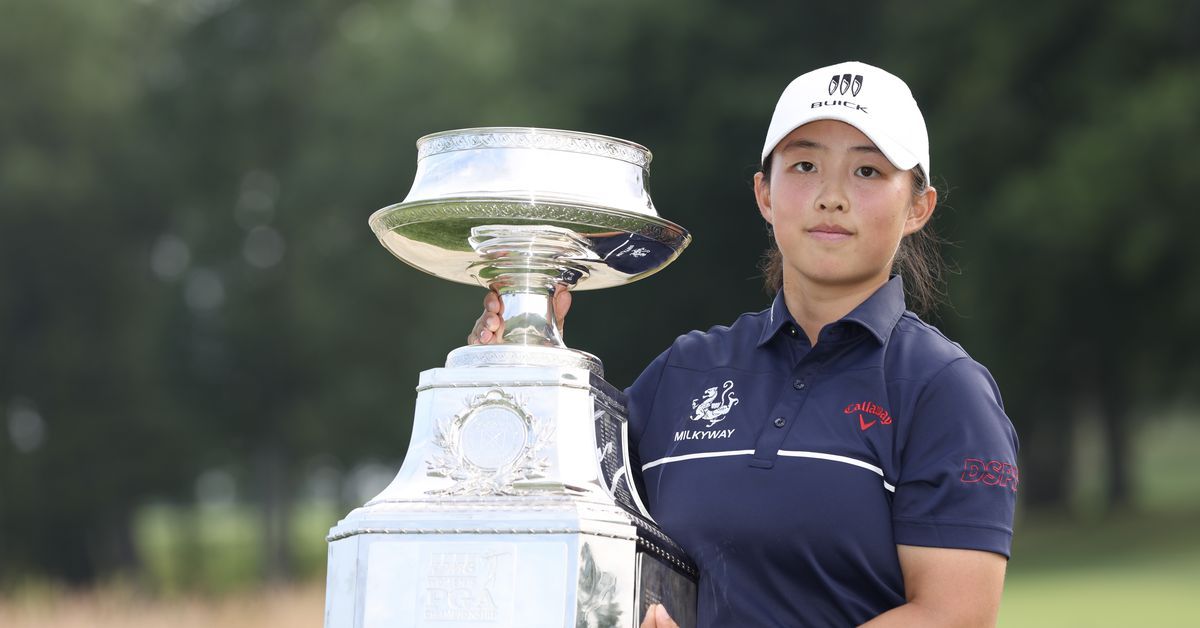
left=324, top=128, right=698, bottom=628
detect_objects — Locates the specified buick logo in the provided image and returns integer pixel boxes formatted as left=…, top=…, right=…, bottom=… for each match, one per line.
left=828, top=73, right=864, bottom=97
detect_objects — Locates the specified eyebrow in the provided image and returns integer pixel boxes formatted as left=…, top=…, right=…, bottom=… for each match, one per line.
left=779, top=139, right=883, bottom=155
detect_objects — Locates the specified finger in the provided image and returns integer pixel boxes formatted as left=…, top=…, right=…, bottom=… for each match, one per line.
left=655, top=604, right=679, bottom=628
left=553, top=285, right=572, bottom=330
left=470, top=313, right=503, bottom=343
left=470, top=290, right=505, bottom=346
left=484, top=314, right=505, bottom=344
left=484, top=289, right=502, bottom=314
left=639, top=604, right=659, bottom=628
left=468, top=321, right=487, bottom=345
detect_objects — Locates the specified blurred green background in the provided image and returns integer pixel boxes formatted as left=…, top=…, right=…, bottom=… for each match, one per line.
left=2, top=0, right=1199, bottom=625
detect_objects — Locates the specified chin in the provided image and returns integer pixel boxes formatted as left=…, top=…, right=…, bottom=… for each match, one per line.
left=789, top=264, right=880, bottom=289
left=790, top=258, right=849, bottom=281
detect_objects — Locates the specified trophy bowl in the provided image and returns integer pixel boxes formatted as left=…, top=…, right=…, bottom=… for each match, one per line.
left=369, top=128, right=691, bottom=354
left=369, top=127, right=691, bottom=293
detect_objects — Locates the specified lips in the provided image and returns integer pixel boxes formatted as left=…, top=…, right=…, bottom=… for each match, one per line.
left=806, top=224, right=853, bottom=241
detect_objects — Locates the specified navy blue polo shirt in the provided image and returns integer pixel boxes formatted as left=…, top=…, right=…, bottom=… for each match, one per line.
left=625, top=276, right=1018, bottom=627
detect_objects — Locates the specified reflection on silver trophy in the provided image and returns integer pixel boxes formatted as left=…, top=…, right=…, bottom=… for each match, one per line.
left=324, top=127, right=698, bottom=627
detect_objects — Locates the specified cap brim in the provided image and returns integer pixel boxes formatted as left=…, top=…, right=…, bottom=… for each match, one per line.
left=761, top=110, right=919, bottom=174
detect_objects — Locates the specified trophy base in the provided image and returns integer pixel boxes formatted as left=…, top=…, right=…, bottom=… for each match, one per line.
left=324, top=499, right=697, bottom=628
left=324, top=362, right=697, bottom=627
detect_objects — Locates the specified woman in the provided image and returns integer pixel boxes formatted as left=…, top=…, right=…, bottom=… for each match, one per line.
left=473, top=61, right=1018, bottom=627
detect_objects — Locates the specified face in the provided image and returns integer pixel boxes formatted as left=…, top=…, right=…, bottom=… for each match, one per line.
left=754, top=119, right=936, bottom=294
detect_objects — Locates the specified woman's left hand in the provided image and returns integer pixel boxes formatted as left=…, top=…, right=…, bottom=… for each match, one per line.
left=640, top=603, right=679, bottom=628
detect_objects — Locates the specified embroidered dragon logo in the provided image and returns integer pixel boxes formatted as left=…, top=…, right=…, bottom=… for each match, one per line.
left=689, top=380, right=739, bottom=428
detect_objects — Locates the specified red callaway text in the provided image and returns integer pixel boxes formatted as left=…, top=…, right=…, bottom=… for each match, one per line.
left=843, top=401, right=893, bottom=424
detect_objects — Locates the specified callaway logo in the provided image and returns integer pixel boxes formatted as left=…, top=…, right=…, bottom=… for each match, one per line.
left=828, top=73, right=864, bottom=97
left=688, top=380, right=739, bottom=428
left=843, top=401, right=892, bottom=431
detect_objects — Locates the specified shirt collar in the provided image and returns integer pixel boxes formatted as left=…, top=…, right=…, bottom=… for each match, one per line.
left=843, top=275, right=907, bottom=344
left=757, top=290, right=800, bottom=347
left=756, top=275, right=907, bottom=347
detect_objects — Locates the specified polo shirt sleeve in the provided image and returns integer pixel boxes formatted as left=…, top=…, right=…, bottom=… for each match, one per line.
left=892, top=357, right=1019, bottom=558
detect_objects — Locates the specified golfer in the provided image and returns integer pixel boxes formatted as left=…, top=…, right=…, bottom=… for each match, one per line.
left=472, top=61, right=1018, bottom=627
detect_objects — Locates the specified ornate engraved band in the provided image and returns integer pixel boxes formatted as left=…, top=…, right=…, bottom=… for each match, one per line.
left=417, top=128, right=652, bottom=169
left=445, top=345, right=604, bottom=376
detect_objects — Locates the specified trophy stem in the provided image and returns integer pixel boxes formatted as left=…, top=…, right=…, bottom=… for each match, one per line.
left=470, top=224, right=596, bottom=348
left=496, top=279, right=564, bottom=347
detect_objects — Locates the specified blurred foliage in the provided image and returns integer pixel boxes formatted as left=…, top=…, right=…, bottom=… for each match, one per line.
left=1, top=0, right=1198, bottom=585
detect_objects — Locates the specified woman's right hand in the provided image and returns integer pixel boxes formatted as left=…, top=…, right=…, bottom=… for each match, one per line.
left=468, top=286, right=572, bottom=345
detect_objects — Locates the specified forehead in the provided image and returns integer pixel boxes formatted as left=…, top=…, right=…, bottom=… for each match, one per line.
left=777, top=119, right=875, bottom=152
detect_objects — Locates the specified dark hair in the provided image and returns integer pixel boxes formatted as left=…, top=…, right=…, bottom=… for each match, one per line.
left=757, top=157, right=946, bottom=316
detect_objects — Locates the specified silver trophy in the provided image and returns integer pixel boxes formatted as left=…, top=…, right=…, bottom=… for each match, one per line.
left=324, top=128, right=697, bottom=628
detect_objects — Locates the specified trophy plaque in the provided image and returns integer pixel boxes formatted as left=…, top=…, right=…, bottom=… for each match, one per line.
left=324, top=128, right=697, bottom=628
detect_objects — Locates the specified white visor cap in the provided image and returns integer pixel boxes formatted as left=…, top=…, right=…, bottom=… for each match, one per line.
left=761, top=61, right=930, bottom=182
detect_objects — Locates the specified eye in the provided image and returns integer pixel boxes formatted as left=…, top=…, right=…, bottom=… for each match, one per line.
left=792, top=161, right=816, bottom=173
left=856, top=166, right=879, bottom=178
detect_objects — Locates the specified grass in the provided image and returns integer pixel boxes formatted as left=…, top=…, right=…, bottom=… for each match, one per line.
left=998, top=416, right=1200, bottom=627
left=0, top=581, right=323, bottom=628
left=1000, top=509, right=1200, bottom=627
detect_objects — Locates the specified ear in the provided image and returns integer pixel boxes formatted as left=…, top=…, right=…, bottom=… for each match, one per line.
left=903, top=185, right=937, bottom=236
left=754, top=170, right=774, bottom=226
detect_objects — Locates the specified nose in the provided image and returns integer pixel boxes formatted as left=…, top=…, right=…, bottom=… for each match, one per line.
left=816, top=183, right=848, bottom=212
left=818, top=199, right=845, bottom=211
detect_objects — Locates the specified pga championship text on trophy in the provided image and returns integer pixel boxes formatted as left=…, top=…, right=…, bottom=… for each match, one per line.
left=323, top=128, right=698, bottom=628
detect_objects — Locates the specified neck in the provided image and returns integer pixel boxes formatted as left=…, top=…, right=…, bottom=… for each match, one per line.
left=782, top=273, right=889, bottom=346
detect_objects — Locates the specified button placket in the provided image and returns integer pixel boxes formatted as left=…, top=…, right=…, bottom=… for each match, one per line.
left=751, top=365, right=816, bottom=468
